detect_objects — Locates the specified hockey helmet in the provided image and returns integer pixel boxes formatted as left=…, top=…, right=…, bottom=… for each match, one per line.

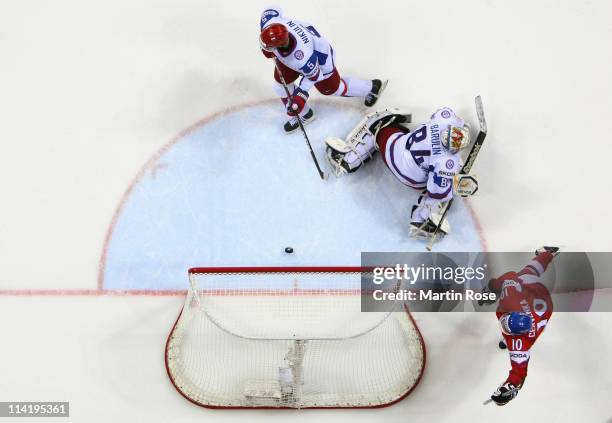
left=260, top=23, right=289, bottom=50
left=499, top=312, right=533, bottom=335
left=442, top=123, right=470, bottom=153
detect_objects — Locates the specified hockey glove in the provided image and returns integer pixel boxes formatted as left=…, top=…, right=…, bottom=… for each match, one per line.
left=477, top=281, right=499, bottom=306
left=491, top=382, right=520, bottom=406
left=287, top=88, right=309, bottom=116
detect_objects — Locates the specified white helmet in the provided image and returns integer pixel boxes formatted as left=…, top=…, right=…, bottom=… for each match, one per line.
left=442, top=123, right=471, bottom=154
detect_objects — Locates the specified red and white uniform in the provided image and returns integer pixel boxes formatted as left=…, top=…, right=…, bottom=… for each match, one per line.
left=260, top=7, right=372, bottom=108
left=261, top=9, right=333, bottom=91
left=489, top=252, right=555, bottom=387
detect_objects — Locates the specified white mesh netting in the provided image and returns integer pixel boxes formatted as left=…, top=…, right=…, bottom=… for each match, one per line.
left=165, top=268, right=425, bottom=408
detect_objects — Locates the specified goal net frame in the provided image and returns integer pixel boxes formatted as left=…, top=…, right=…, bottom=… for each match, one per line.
left=165, top=266, right=426, bottom=409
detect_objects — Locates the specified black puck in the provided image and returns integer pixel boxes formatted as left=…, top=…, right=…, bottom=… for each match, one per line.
left=284, top=247, right=294, bottom=254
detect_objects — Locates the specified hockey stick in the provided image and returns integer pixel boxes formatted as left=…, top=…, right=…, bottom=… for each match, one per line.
left=426, top=95, right=488, bottom=251
left=274, top=59, right=326, bottom=180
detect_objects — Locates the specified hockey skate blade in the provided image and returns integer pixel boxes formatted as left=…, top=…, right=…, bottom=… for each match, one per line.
left=376, top=79, right=389, bottom=102
left=364, top=79, right=389, bottom=108
left=374, top=79, right=388, bottom=106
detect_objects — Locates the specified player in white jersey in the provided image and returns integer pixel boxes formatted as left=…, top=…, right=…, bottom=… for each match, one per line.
left=325, top=108, right=471, bottom=237
left=259, top=6, right=387, bottom=133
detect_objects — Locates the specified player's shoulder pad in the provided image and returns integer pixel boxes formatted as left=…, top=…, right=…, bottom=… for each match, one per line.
left=502, top=277, right=523, bottom=293
left=299, top=53, right=318, bottom=76
left=433, top=154, right=460, bottom=178
left=260, top=6, right=283, bottom=29
left=285, top=20, right=315, bottom=48
left=431, top=107, right=465, bottom=131
left=430, top=107, right=457, bottom=121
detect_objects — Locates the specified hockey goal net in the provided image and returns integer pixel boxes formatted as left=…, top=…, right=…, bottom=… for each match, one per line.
left=165, top=267, right=425, bottom=409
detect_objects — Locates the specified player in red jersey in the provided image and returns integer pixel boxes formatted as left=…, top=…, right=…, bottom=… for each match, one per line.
left=479, top=246, right=559, bottom=405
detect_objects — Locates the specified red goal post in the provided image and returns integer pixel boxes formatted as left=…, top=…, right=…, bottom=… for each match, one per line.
left=165, top=266, right=426, bottom=409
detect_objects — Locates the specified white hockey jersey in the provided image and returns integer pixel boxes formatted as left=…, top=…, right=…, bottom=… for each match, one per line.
left=260, top=7, right=335, bottom=91
left=382, top=108, right=465, bottom=201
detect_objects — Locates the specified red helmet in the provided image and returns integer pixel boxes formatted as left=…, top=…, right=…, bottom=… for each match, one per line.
left=260, top=23, right=289, bottom=50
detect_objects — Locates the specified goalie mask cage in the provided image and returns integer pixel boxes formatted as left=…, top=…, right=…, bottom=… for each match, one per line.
left=165, top=267, right=426, bottom=409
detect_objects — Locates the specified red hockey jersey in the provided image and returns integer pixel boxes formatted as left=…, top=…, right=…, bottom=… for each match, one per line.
left=490, top=252, right=554, bottom=386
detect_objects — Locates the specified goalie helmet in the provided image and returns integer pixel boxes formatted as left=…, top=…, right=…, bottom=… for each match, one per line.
left=260, top=23, right=289, bottom=50
left=499, top=312, right=533, bottom=335
left=442, top=124, right=470, bottom=154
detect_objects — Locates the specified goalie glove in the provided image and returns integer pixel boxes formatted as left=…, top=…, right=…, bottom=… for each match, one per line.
left=536, top=246, right=560, bottom=256
left=491, top=382, right=521, bottom=406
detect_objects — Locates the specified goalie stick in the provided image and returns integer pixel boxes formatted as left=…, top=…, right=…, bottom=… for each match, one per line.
left=426, top=95, right=488, bottom=251
left=274, top=59, right=326, bottom=180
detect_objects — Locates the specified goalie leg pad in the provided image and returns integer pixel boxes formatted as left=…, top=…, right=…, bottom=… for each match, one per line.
left=325, top=109, right=412, bottom=176
left=409, top=195, right=451, bottom=239
left=325, top=132, right=377, bottom=175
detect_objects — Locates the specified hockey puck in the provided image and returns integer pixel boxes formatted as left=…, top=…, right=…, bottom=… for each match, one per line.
left=284, top=247, right=294, bottom=254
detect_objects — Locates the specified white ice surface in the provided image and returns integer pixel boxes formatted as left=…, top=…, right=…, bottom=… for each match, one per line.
left=1, top=0, right=612, bottom=421
left=102, top=101, right=483, bottom=290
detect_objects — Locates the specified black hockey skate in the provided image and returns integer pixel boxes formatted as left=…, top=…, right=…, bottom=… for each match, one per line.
left=284, top=108, right=315, bottom=133
left=364, top=79, right=388, bottom=107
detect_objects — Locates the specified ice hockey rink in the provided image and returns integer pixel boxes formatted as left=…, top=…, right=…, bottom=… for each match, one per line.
left=2, top=0, right=612, bottom=421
